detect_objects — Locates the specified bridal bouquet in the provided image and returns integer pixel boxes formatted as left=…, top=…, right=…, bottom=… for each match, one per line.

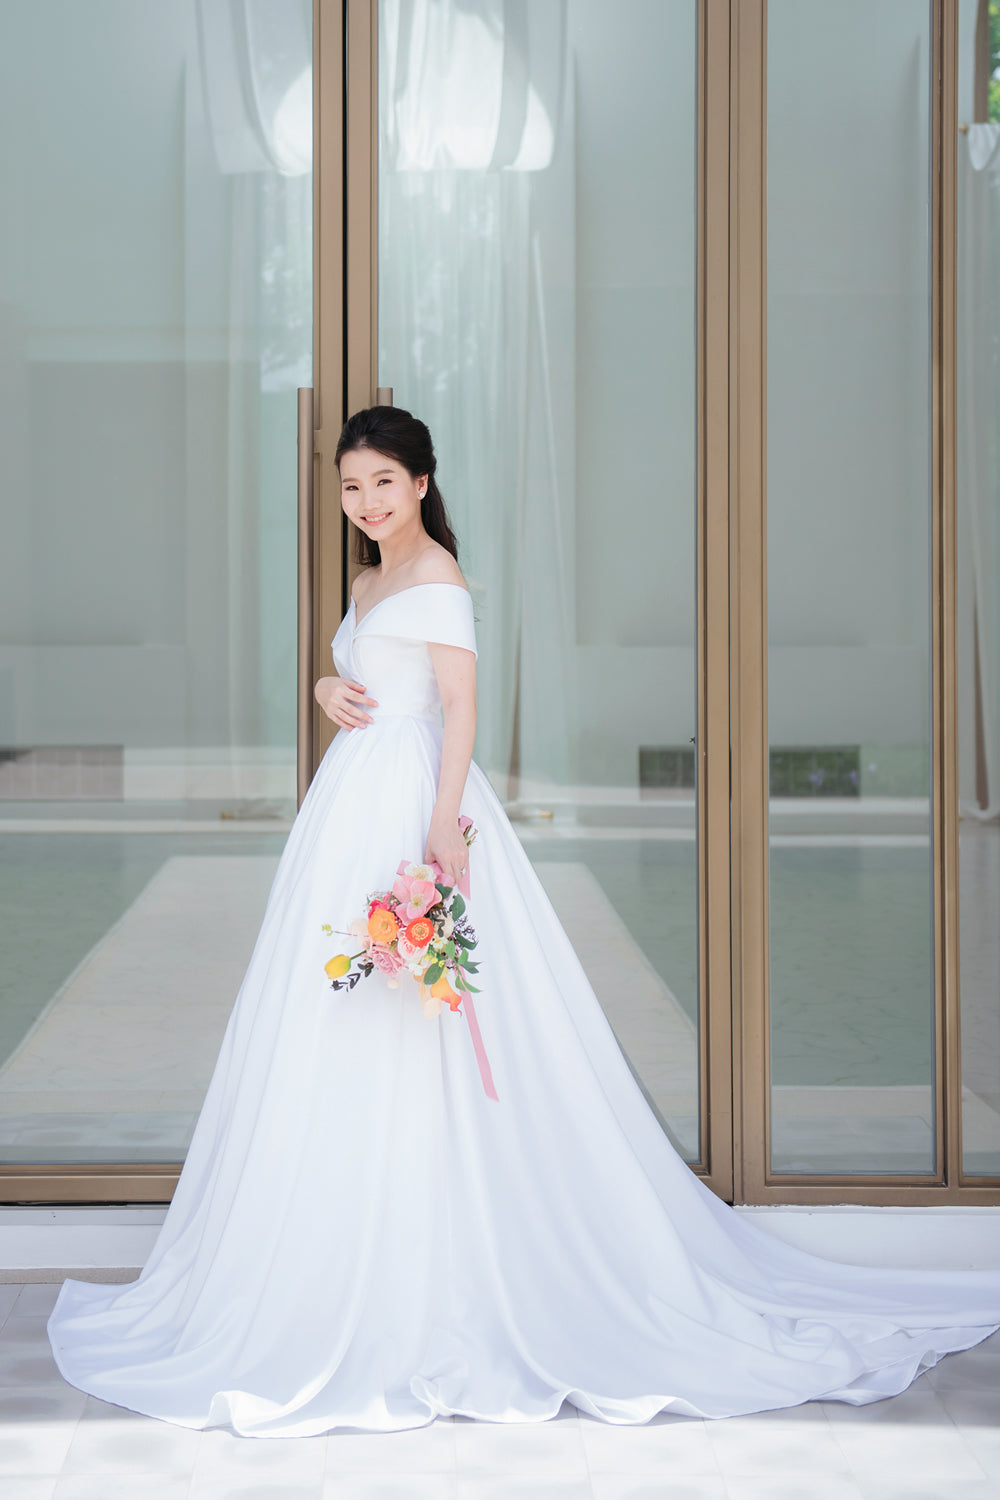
left=322, top=815, right=498, bottom=1101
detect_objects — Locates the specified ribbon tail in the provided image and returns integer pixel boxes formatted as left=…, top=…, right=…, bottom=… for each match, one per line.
left=462, top=993, right=498, bottom=1101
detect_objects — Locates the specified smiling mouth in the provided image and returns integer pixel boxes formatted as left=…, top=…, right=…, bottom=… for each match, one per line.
left=361, top=512, right=391, bottom=525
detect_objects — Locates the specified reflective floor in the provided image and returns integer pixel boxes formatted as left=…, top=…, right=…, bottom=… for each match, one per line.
left=0, top=804, right=998, bottom=1174
left=0, top=1283, right=997, bottom=1498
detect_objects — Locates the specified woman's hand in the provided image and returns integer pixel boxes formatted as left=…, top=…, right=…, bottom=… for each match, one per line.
left=314, top=675, right=378, bottom=730
left=424, top=812, right=469, bottom=888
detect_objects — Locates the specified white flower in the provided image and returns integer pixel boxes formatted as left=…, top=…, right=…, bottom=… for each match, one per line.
left=442, top=914, right=455, bottom=937
left=404, top=862, right=436, bottom=882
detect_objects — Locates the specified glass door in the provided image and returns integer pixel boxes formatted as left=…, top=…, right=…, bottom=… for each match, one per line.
left=366, top=0, right=733, bottom=1186
left=765, top=0, right=936, bottom=1178
left=0, top=0, right=312, bottom=1199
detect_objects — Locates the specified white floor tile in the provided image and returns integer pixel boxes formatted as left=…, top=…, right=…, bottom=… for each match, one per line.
left=0, top=1315, right=65, bottom=1389
left=723, top=1475, right=865, bottom=1500
left=190, top=1425, right=327, bottom=1484
left=924, top=1342, right=1000, bottom=1394
left=0, top=1384, right=87, bottom=1476
left=0, top=1285, right=22, bottom=1329
left=13, top=1286, right=63, bottom=1317
left=0, top=1479, right=59, bottom=1500
left=193, top=1480, right=326, bottom=1500
left=589, top=1477, right=727, bottom=1500
left=853, top=1481, right=1000, bottom=1500
left=823, top=1386, right=987, bottom=1482
left=325, top=1476, right=457, bottom=1500
left=52, top=1476, right=192, bottom=1500
left=60, top=1397, right=201, bottom=1477
left=578, top=1412, right=719, bottom=1476
left=456, top=1480, right=592, bottom=1500
left=937, top=1389, right=1000, bottom=1480
left=324, top=1417, right=455, bottom=1475
left=452, top=1409, right=588, bottom=1481
left=705, top=1403, right=851, bottom=1477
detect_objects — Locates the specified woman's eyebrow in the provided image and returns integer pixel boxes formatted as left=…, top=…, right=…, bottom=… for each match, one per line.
left=341, top=467, right=394, bottom=482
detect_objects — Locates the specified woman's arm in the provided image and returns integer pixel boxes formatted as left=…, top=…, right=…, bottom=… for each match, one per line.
left=424, top=642, right=477, bottom=884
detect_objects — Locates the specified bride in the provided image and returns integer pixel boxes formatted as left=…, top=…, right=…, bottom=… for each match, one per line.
left=47, top=404, right=1000, bottom=1437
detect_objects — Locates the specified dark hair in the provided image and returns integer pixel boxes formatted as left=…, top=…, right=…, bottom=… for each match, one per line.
left=335, top=405, right=459, bottom=568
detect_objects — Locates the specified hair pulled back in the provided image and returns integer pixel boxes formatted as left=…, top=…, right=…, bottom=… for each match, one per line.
left=335, top=405, right=459, bottom=568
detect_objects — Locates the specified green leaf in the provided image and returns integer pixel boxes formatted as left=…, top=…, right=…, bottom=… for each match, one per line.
left=423, top=962, right=443, bottom=985
left=450, top=894, right=466, bottom=918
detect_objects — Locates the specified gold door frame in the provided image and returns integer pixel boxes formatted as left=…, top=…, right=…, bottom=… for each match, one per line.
left=730, top=0, right=994, bottom=1205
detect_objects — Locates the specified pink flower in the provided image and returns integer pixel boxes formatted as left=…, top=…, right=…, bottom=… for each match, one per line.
left=397, top=932, right=420, bottom=960
left=391, top=873, right=439, bottom=921
left=369, top=944, right=404, bottom=977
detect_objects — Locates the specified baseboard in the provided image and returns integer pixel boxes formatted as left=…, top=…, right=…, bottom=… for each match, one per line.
left=735, top=1204, right=1000, bottom=1272
left=1, top=1204, right=998, bottom=1278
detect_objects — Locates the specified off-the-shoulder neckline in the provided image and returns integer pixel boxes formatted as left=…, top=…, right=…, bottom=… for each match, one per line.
left=350, top=580, right=472, bottom=630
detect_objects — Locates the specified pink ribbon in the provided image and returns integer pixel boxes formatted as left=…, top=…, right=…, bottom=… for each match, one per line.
left=461, top=991, right=499, bottom=1101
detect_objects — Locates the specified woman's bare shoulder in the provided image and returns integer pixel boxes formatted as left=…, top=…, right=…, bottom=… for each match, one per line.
left=411, top=544, right=469, bottom=592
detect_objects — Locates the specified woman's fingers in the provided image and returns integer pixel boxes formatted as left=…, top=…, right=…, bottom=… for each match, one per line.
left=331, top=684, right=378, bottom=728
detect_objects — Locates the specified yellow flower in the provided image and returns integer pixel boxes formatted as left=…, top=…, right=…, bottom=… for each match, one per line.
left=325, top=954, right=351, bottom=980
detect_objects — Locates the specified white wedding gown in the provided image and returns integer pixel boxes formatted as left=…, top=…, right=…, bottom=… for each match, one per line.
left=48, top=582, right=1000, bottom=1436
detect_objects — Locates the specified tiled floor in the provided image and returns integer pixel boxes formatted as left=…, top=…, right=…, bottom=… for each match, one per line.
left=1, top=1284, right=998, bottom=1500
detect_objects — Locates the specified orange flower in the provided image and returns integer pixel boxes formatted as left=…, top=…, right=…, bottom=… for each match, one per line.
left=429, top=973, right=462, bottom=1011
left=404, top=916, right=435, bottom=950
left=367, top=907, right=399, bottom=945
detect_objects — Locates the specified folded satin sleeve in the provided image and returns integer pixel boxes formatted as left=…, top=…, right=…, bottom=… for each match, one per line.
left=358, top=584, right=478, bottom=657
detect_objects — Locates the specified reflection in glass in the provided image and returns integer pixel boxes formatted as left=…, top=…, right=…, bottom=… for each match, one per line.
left=0, top=1, right=311, bottom=1163
left=378, top=0, right=701, bottom=1159
left=766, top=0, right=935, bottom=1174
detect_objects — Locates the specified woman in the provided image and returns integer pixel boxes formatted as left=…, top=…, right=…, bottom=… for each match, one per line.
left=47, top=405, right=1000, bottom=1437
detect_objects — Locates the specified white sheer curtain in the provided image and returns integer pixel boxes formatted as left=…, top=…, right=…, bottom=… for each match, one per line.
left=958, top=123, right=1000, bottom=821
left=192, top=0, right=312, bottom=761
left=378, top=0, right=572, bottom=795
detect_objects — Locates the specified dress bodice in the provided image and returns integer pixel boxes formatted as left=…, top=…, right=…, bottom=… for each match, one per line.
left=330, top=581, right=478, bottom=725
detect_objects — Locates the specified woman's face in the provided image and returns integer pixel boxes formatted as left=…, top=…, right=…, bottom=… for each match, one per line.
left=339, top=446, right=427, bottom=545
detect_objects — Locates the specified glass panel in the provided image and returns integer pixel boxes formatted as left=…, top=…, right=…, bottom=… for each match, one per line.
left=0, top=1, right=312, bottom=1163
left=958, top=3, right=1000, bottom=1175
left=377, top=0, right=701, bottom=1161
left=766, top=0, right=935, bottom=1174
